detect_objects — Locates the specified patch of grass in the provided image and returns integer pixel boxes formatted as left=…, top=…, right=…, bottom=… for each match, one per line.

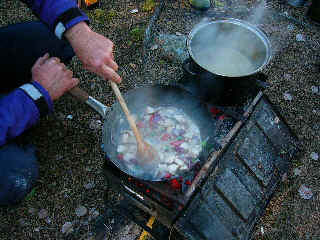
left=87, top=8, right=117, bottom=23
left=142, top=0, right=156, bottom=12
left=25, top=187, right=38, bottom=201
left=129, top=26, right=145, bottom=42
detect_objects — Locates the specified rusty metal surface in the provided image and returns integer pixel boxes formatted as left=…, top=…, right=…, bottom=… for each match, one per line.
left=175, top=95, right=300, bottom=240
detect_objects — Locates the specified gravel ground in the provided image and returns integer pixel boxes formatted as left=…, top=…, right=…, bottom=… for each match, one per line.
left=0, top=0, right=319, bottom=239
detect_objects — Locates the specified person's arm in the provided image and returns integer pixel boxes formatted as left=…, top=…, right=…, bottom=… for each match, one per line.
left=20, top=0, right=89, bottom=36
left=0, top=53, right=78, bottom=146
left=20, top=0, right=121, bottom=84
left=0, top=82, right=53, bottom=146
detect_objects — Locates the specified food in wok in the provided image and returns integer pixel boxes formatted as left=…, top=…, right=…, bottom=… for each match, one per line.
left=116, top=106, right=203, bottom=179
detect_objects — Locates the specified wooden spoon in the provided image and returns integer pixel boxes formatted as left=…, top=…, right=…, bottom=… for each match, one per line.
left=109, top=81, right=159, bottom=168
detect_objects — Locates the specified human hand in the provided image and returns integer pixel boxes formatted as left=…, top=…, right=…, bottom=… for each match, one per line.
left=31, top=53, right=79, bottom=100
left=65, top=22, right=121, bottom=84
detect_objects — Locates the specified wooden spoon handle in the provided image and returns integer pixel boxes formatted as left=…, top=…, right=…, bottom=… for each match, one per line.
left=109, top=81, right=144, bottom=145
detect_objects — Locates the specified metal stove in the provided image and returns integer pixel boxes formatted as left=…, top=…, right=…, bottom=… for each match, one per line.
left=101, top=68, right=300, bottom=240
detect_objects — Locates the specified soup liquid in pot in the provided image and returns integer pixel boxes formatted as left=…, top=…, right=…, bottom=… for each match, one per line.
left=196, top=47, right=256, bottom=76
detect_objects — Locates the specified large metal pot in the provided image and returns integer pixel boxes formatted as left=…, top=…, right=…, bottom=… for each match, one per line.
left=186, top=18, right=272, bottom=78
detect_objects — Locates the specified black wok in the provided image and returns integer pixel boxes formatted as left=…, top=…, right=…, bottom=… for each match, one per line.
left=70, top=84, right=217, bottom=181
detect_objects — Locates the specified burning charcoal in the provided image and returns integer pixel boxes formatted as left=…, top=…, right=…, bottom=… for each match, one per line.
left=171, top=179, right=182, bottom=189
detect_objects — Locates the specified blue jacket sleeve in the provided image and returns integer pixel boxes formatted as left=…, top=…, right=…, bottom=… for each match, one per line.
left=20, top=0, right=89, bottom=33
left=0, top=82, right=53, bottom=146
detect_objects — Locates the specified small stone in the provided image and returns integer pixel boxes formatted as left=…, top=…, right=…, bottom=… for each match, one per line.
left=130, top=9, right=138, bottom=14
left=61, top=222, right=73, bottom=234
left=311, top=86, right=319, bottom=95
left=34, top=227, right=40, bottom=232
left=293, top=168, right=302, bottom=176
left=66, top=114, right=73, bottom=120
left=150, top=44, right=159, bottom=50
left=312, top=109, right=317, bottom=114
left=75, top=205, right=88, bottom=217
left=88, top=209, right=100, bottom=221
left=281, top=173, right=287, bottom=182
left=298, top=184, right=313, bottom=200
left=18, top=218, right=27, bottom=227
left=84, top=182, right=95, bottom=190
left=38, top=209, right=49, bottom=219
left=283, top=73, right=292, bottom=81
left=129, top=63, right=137, bottom=69
left=89, top=119, right=102, bottom=130
left=310, top=152, right=319, bottom=161
left=175, top=32, right=183, bottom=36
left=45, top=217, right=52, bottom=224
left=274, top=117, right=280, bottom=124
left=55, top=154, right=63, bottom=161
left=56, top=112, right=65, bottom=121
left=287, top=24, right=295, bottom=31
left=28, top=207, right=37, bottom=215
left=296, top=34, right=305, bottom=42
left=283, top=92, right=293, bottom=101
left=85, top=166, right=93, bottom=172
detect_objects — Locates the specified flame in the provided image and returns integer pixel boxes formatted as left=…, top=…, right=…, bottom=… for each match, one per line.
left=85, top=0, right=98, bottom=6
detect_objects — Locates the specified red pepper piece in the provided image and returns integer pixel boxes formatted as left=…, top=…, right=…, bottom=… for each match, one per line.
left=219, top=115, right=226, bottom=121
left=149, top=113, right=155, bottom=127
left=210, top=107, right=221, bottom=116
left=171, top=179, right=181, bottom=189
left=161, top=133, right=171, bottom=141
left=165, top=173, right=172, bottom=179
left=170, top=140, right=184, bottom=147
left=185, top=180, right=192, bottom=185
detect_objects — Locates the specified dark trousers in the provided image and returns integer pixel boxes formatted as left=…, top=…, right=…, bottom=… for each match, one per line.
left=0, top=21, right=75, bottom=206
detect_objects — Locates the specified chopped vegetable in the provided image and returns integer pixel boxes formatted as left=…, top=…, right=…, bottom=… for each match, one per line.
left=117, top=106, right=202, bottom=179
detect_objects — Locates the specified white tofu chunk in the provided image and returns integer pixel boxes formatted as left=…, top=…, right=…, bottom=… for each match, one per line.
left=168, top=164, right=178, bottom=174
left=123, top=153, right=135, bottom=162
left=117, top=145, right=126, bottom=153
left=145, top=106, right=155, bottom=114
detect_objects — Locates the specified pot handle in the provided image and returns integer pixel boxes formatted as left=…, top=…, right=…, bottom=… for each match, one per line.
left=69, top=87, right=109, bottom=118
left=182, top=58, right=198, bottom=76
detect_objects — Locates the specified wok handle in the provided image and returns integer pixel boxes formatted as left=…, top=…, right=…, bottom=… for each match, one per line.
left=69, top=86, right=108, bottom=118
left=109, top=81, right=144, bottom=145
left=69, top=86, right=89, bottom=103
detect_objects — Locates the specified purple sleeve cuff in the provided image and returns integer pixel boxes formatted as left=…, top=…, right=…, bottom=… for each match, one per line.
left=26, top=0, right=89, bottom=32
left=65, top=15, right=90, bottom=31
left=31, top=81, right=54, bottom=114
